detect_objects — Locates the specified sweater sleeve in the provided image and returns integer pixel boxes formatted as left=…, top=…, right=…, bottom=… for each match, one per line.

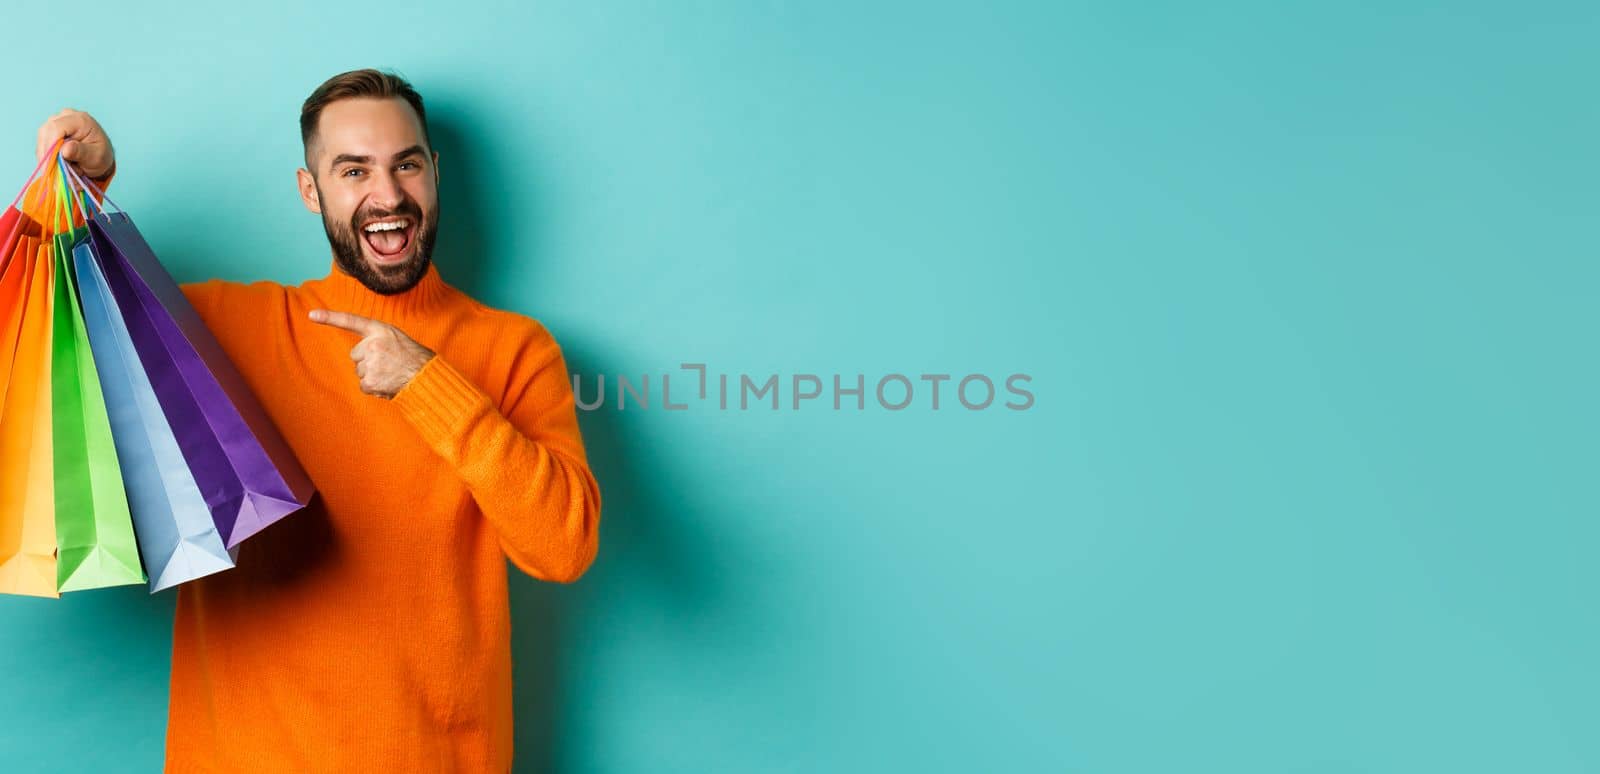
left=389, top=322, right=601, bottom=583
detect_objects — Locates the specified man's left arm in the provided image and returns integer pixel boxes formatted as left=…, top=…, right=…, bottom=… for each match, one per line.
left=390, top=325, right=602, bottom=583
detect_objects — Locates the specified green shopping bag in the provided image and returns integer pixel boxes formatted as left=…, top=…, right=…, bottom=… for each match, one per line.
left=50, top=218, right=145, bottom=592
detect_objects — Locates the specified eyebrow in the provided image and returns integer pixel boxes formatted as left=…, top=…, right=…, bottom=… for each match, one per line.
left=328, top=145, right=427, bottom=172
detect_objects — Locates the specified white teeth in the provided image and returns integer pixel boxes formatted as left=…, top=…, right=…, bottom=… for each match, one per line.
left=363, top=219, right=410, bottom=233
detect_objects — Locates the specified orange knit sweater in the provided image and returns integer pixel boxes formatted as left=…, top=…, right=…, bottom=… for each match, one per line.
left=158, top=259, right=601, bottom=772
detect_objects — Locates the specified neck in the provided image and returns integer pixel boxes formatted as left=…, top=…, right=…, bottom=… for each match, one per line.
left=305, top=258, right=452, bottom=324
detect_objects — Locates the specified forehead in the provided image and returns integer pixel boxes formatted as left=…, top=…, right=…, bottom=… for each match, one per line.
left=313, top=97, right=426, bottom=163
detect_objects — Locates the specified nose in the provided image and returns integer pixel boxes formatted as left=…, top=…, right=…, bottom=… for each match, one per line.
left=369, top=167, right=403, bottom=211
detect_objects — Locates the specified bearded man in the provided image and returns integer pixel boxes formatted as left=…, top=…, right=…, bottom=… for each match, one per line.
left=33, top=68, right=602, bottom=772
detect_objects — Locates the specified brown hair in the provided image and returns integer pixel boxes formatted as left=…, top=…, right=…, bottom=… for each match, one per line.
left=300, top=68, right=431, bottom=168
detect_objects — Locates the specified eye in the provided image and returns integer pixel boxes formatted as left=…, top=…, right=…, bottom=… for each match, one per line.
left=342, top=168, right=365, bottom=178
left=397, top=161, right=418, bottom=171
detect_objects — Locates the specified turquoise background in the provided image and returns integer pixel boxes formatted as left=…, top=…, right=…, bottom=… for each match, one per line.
left=2, top=2, right=1595, bottom=772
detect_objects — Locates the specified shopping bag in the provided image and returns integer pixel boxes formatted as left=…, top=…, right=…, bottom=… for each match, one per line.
left=0, top=148, right=140, bottom=597
left=0, top=206, right=20, bottom=269
left=0, top=228, right=37, bottom=420
left=0, top=192, right=26, bottom=277
left=0, top=150, right=57, bottom=424
left=70, top=168, right=313, bottom=549
left=0, top=221, right=60, bottom=597
left=50, top=201, right=145, bottom=591
left=72, top=219, right=237, bottom=591
left=0, top=152, right=44, bottom=276
left=0, top=146, right=315, bottom=598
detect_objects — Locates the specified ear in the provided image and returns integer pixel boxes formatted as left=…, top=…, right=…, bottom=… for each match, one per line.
left=432, top=150, right=440, bottom=186
left=296, top=168, right=321, bottom=214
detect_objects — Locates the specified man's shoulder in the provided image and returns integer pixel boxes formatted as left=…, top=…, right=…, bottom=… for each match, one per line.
left=179, top=277, right=290, bottom=325
left=178, top=276, right=289, bottom=301
left=453, top=295, right=560, bottom=348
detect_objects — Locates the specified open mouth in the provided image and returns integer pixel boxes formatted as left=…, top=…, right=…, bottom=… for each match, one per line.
left=360, top=217, right=416, bottom=263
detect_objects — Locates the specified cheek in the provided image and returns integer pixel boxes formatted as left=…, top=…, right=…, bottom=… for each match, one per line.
left=405, top=181, right=437, bottom=212
left=334, top=203, right=367, bottom=229
left=322, top=187, right=362, bottom=221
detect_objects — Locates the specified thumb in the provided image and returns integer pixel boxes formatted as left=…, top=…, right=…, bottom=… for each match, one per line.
left=60, top=139, right=80, bottom=162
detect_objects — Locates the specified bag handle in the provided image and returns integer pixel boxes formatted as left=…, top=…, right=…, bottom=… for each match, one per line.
left=58, top=154, right=120, bottom=218
left=57, top=154, right=101, bottom=224
left=10, top=137, right=64, bottom=212
left=17, top=145, right=78, bottom=236
left=19, top=141, right=65, bottom=224
left=47, top=153, right=80, bottom=235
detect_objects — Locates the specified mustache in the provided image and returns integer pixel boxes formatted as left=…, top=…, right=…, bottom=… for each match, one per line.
left=348, top=200, right=424, bottom=229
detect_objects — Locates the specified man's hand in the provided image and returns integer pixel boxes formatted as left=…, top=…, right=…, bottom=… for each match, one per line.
left=309, top=309, right=436, bottom=399
left=35, top=109, right=116, bottom=180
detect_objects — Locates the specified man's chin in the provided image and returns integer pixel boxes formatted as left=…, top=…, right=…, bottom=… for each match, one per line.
left=335, top=245, right=430, bottom=295
left=366, top=252, right=417, bottom=274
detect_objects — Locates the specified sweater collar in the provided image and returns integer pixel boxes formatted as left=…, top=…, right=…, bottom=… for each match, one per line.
left=303, top=258, right=452, bottom=324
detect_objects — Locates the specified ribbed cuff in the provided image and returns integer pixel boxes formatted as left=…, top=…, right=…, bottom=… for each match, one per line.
left=92, top=161, right=116, bottom=189
left=392, top=354, right=493, bottom=445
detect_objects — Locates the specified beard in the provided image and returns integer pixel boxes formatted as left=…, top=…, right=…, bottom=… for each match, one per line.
left=317, top=185, right=440, bottom=296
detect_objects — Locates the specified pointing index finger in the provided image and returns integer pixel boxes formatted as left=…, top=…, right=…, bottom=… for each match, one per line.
left=309, top=308, right=380, bottom=336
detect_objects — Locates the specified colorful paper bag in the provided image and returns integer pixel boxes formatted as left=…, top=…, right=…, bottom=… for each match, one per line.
left=72, top=224, right=237, bottom=591
left=69, top=168, right=313, bottom=550
left=0, top=220, right=61, bottom=596
left=50, top=206, right=145, bottom=591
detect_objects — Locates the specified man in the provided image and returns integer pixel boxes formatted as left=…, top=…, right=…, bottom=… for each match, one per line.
left=33, top=68, right=602, bottom=772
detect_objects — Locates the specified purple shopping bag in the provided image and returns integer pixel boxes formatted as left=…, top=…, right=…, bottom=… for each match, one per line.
left=87, top=210, right=314, bottom=549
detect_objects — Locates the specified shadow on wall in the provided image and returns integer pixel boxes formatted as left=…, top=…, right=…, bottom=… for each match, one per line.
left=426, top=107, right=495, bottom=301
left=429, top=105, right=725, bottom=774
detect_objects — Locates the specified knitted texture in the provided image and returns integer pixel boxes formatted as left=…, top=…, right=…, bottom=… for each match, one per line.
left=160, top=259, right=601, bottom=772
